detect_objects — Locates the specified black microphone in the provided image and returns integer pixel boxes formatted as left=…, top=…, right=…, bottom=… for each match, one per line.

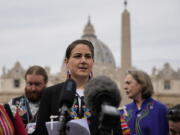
left=59, top=79, right=76, bottom=122
left=84, top=76, right=122, bottom=135
left=84, top=75, right=121, bottom=113
left=59, top=79, right=76, bottom=108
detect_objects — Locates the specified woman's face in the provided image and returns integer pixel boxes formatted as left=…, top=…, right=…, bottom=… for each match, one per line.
left=65, top=44, right=94, bottom=79
left=124, top=74, right=142, bottom=100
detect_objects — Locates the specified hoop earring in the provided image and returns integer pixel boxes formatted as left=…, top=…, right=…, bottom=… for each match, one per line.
left=67, top=70, right=71, bottom=79
left=89, top=72, right=93, bottom=80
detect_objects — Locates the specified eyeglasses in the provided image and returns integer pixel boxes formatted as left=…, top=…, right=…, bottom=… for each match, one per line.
left=26, top=82, right=43, bottom=87
left=168, top=109, right=180, bottom=121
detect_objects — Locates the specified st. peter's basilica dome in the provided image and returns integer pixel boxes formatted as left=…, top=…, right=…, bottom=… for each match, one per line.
left=81, top=18, right=116, bottom=68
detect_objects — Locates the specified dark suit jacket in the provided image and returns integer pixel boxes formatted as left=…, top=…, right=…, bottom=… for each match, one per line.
left=33, top=82, right=65, bottom=135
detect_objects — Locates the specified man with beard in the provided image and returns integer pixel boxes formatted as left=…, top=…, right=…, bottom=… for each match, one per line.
left=8, top=65, right=48, bottom=126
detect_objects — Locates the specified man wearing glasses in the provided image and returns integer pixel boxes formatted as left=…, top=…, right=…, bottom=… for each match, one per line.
left=168, top=104, right=180, bottom=135
left=8, top=65, right=48, bottom=126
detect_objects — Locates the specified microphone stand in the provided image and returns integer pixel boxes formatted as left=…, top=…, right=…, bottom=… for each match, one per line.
left=59, top=105, right=71, bottom=135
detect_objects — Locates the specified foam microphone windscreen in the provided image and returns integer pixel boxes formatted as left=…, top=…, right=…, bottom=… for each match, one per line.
left=84, top=76, right=121, bottom=113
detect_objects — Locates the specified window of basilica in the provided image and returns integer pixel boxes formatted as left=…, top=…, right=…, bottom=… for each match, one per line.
left=164, top=80, right=171, bottom=90
left=14, top=79, right=20, bottom=88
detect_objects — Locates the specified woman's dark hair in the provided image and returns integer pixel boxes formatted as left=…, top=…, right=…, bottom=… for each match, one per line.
left=25, top=65, right=48, bottom=83
left=65, top=39, right=94, bottom=59
left=127, top=70, right=154, bottom=99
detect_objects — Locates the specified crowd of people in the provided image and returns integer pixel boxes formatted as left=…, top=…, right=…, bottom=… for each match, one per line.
left=0, top=39, right=179, bottom=135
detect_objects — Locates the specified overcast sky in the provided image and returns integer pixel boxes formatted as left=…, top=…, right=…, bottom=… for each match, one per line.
left=0, top=0, right=180, bottom=75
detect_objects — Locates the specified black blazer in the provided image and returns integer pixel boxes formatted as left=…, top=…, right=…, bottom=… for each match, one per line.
left=33, top=82, right=65, bottom=135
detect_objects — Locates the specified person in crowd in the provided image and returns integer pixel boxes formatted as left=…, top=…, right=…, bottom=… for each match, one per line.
left=0, top=104, right=15, bottom=135
left=167, top=104, right=180, bottom=135
left=33, top=39, right=94, bottom=135
left=120, top=69, right=169, bottom=135
left=8, top=66, right=48, bottom=127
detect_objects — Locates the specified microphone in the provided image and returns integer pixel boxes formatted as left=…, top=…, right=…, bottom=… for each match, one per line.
left=84, top=75, right=121, bottom=113
left=59, top=79, right=76, bottom=122
left=84, top=76, right=122, bottom=135
left=59, top=79, right=76, bottom=108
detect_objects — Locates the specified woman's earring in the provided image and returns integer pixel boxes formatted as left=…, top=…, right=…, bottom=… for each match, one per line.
left=89, top=72, right=93, bottom=80
left=67, top=70, right=71, bottom=79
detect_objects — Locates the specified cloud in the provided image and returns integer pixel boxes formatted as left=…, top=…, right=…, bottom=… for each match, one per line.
left=0, top=0, right=180, bottom=75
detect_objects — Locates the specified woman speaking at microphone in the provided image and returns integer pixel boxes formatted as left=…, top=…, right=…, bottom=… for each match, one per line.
left=33, top=39, right=95, bottom=135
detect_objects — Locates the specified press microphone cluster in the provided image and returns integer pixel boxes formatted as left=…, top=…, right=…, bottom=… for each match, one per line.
left=84, top=76, right=122, bottom=135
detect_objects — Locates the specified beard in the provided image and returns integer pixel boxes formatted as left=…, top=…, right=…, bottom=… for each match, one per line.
left=25, top=88, right=43, bottom=103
